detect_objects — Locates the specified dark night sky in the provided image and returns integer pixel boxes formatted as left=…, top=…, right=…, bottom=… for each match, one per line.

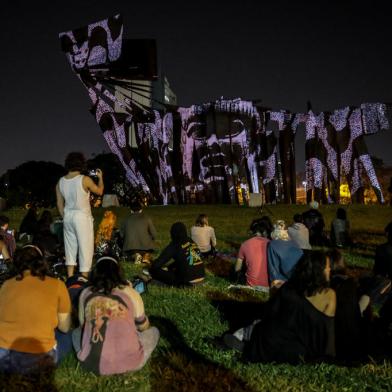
left=1, top=0, right=391, bottom=176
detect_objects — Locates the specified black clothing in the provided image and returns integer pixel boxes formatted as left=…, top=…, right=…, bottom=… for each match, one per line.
left=150, top=239, right=205, bottom=286
left=374, top=243, right=392, bottom=279
left=243, top=284, right=335, bottom=364
left=302, top=208, right=325, bottom=246
left=330, top=275, right=363, bottom=360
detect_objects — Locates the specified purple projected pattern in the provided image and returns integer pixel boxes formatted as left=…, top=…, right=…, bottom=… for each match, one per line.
left=304, top=105, right=388, bottom=203
left=59, top=14, right=123, bottom=72
left=60, top=15, right=390, bottom=205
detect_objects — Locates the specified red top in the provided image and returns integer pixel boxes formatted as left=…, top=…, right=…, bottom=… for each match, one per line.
left=238, top=237, right=270, bottom=287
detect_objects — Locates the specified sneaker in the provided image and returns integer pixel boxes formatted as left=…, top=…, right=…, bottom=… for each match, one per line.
left=223, top=333, right=245, bottom=352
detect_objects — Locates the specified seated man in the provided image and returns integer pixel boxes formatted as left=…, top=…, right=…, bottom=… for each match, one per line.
left=288, top=213, right=312, bottom=250
left=149, top=222, right=205, bottom=287
left=233, top=219, right=271, bottom=288
left=268, top=220, right=303, bottom=288
left=374, top=222, right=392, bottom=279
left=302, top=201, right=326, bottom=246
left=120, top=201, right=157, bottom=263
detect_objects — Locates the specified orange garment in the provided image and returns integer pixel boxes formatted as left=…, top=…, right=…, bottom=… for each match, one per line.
left=0, top=272, right=71, bottom=353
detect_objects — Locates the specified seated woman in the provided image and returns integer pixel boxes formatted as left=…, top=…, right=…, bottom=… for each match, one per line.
left=0, top=245, right=71, bottom=374
left=190, top=214, right=217, bottom=258
left=150, top=222, right=205, bottom=287
left=330, top=208, right=352, bottom=248
left=94, top=210, right=121, bottom=258
left=223, top=250, right=336, bottom=364
left=73, top=256, right=159, bottom=375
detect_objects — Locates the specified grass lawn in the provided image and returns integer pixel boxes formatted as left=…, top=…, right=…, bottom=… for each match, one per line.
left=3, top=204, right=392, bottom=391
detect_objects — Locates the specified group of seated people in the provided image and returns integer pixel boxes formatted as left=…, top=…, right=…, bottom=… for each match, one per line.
left=0, top=201, right=391, bottom=378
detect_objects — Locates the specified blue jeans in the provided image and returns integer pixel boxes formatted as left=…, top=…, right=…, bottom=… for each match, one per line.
left=0, top=330, right=73, bottom=374
left=0, top=347, right=56, bottom=374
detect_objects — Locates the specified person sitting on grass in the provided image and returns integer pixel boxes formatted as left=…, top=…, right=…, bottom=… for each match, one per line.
left=330, top=208, right=352, bottom=248
left=18, top=205, right=38, bottom=241
left=0, top=215, right=16, bottom=259
left=149, top=222, right=205, bottom=287
left=302, top=201, right=326, bottom=246
left=191, top=214, right=217, bottom=258
left=120, top=200, right=157, bottom=264
left=0, top=245, right=72, bottom=374
left=222, top=250, right=336, bottom=364
left=288, top=213, right=312, bottom=250
left=374, top=221, right=392, bottom=279
left=267, top=220, right=303, bottom=289
left=95, top=210, right=121, bottom=259
left=73, top=256, right=159, bottom=375
left=233, top=219, right=271, bottom=289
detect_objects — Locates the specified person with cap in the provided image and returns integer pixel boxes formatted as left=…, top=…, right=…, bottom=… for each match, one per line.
left=267, top=220, right=303, bottom=289
left=149, top=222, right=205, bottom=287
left=302, top=201, right=326, bottom=246
left=233, top=218, right=271, bottom=288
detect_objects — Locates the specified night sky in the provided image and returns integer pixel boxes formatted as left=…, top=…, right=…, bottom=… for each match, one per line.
left=1, top=0, right=392, bottom=176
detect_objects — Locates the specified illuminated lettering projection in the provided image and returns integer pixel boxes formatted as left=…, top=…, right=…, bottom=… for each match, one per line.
left=60, top=15, right=391, bottom=205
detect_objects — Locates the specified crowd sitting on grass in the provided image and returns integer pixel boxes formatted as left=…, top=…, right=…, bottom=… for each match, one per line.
left=1, top=186, right=392, bottom=378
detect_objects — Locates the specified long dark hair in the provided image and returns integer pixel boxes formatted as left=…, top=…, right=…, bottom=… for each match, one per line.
left=12, top=245, right=50, bottom=281
left=288, top=250, right=329, bottom=297
left=170, top=222, right=189, bottom=245
left=89, top=256, right=128, bottom=295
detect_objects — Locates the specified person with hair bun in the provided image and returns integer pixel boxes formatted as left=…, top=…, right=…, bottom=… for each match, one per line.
left=0, top=245, right=71, bottom=373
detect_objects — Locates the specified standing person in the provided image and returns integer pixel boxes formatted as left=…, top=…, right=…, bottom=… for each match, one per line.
left=149, top=222, right=205, bottom=287
left=0, top=245, right=71, bottom=373
left=233, top=219, right=271, bottom=288
left=288, top=214, right=312, bottom=250
left=120, top=200, right=157, bottom=263
left=330, top=208, right=351, bottom=248
left=190, top=214, right=217, bottom=258
left=56, top=152, right=104, bottom=278
left=73, top=256, right=159, bottom=375
left=302, top=201, right=326, bottom=246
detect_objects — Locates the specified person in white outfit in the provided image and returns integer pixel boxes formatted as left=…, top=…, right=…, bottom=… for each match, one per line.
left=190, top=214, right=217, bottom=257
left=56, top=152, right=104, bottom=278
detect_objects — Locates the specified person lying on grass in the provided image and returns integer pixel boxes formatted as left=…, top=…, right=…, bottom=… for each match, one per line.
left=0, top=245, right=72, bottom=374
left=73, top=256, right=159, bottom=375
left=149, top=222, right=205, bottom=287
left=221, top=250, right=336, bottom=364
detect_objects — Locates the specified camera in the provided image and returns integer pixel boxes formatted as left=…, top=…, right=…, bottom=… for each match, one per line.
left=89, top=169, right=98, bottom=176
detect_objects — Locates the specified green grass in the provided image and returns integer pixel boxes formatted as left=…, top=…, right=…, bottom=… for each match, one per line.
left=3, top=204, right=392, bottom=391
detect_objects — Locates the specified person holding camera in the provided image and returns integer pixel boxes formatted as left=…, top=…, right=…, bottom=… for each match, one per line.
left=56, top=152, right=104, bottom=278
